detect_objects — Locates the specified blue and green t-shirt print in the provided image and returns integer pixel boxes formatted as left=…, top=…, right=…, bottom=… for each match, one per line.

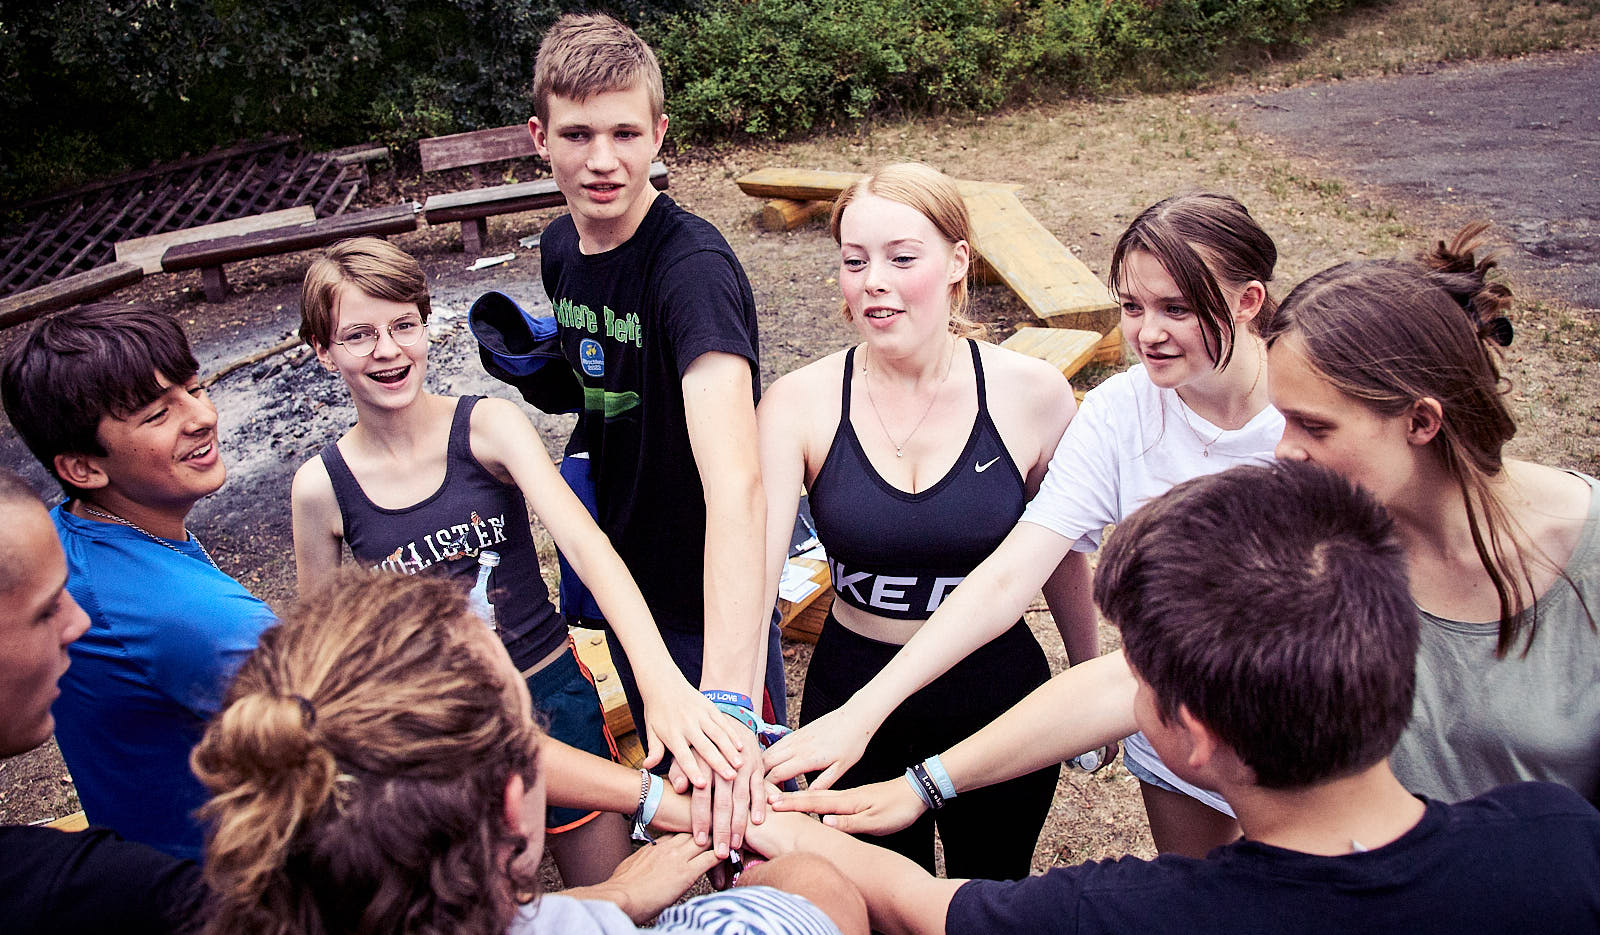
left=554, top=296, right=643, bottom=420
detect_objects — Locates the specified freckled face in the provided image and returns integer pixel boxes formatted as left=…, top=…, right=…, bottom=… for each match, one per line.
left=837, top=194, right=968, bottom=354
left=1269, top=335, right=1418, bottom=507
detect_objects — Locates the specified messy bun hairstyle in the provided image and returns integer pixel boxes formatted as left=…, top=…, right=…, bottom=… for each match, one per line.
left=830, top=162, right=987, bottom=341
left=1263, top=223, right=1571, bottom=656
left=192, top=569, right=540, bottom=935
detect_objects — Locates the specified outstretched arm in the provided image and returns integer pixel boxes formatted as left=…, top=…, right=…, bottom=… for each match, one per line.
left=682, top=350, right=770, bottom=853
left=762, top=520, right=1077, bottom=789
left=771, top=650, right=1138, bottom=833
left=744, top=812, right=958, bottom=935
left=470, top=399, right=746, bottom=803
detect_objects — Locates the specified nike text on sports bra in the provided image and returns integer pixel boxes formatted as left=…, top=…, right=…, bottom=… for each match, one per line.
left=828, top=556, right=968, bottom=616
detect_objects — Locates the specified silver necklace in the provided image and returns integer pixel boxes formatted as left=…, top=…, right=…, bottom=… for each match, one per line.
left=862, top=337, right=956, bottom=458
left=78, top=503, right=220, bottom=571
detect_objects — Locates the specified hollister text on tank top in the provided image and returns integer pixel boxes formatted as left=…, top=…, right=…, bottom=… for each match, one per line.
left=319, top=396, right=565, bottom=668
left=808, top=340, right=1028, bottom=620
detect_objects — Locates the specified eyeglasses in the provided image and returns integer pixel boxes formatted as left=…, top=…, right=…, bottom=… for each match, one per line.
left=332, top=317, right=426, bottom=358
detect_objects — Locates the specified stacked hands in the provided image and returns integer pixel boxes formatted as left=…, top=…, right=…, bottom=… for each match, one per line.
left=659, top=699, right=929, bottom=863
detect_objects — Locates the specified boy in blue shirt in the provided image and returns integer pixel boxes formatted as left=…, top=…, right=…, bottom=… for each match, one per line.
left=1, top=303, right=275, bottom=860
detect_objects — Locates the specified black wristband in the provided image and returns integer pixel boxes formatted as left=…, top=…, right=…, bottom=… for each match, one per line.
left=910, top=761, right=945, bottom=810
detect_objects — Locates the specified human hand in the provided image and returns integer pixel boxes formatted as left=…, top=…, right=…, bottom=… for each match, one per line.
left=761, top=705, right=874, bottom=790
left=767, top=775, right=928, bottom=836
left=637, top=677, right=744, bottom=790
left=569, top=833, right=721, bottom=925
left=667, top=728, right=765, bottom=859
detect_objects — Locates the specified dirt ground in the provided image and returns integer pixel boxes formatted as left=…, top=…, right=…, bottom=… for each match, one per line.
left=3, top=18, right=1597, bottom=877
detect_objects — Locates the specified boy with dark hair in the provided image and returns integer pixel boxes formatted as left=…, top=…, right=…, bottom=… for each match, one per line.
left=0, top=303, right=274, bottom=861
left=528, top=12, right=779, bottom=855
left=0, top=466, right=205, bottom=933
left=753, top=461, right=1600, bottom=934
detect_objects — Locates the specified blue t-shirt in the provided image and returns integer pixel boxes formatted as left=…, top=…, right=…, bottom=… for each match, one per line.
left=51, top=505, right=276, bottom=861
left=946, top=782, right=1600, bottom=934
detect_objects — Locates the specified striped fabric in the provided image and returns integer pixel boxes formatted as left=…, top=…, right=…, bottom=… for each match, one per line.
left=652, top=886, right=842, bottom=935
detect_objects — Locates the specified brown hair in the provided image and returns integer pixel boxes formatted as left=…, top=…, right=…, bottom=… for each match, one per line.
left=533, top=13, right=665, bottom=125
left=1264, top=223, right=1582, bottom=656
left=1109, top=192, right=1278, bottom=370
left=0, top=302, right=199, bottom=498
left=193, top=570, right=540, bottom=935
left=829, top=162, right=987, bottom=341
left=1096, top=461, right=1416, bottom=789
left=299, top=237, right=431, bottom=350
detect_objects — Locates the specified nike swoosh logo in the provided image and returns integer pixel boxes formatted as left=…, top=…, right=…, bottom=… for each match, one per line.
left=975, top=457, right=1000, bottom=473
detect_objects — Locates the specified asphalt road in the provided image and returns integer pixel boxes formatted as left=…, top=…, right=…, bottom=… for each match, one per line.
left=1235, top=49, right=1600, bottom=309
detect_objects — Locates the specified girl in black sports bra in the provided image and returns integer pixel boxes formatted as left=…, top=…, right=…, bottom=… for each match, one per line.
left=754, top=163, right=1095, bottom=879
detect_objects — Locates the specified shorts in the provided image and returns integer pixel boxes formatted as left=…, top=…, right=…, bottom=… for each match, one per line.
left=1121, top=730, right=1235, bottom=817
left=524, top=640, right=620, bottom=832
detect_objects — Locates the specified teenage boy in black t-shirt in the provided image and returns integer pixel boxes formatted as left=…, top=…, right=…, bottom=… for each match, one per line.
left=528, top=13, right=778, bottom=860
left=0, top=467, right=205, bottom=934
left=750, top=462, right=1600, bottom=934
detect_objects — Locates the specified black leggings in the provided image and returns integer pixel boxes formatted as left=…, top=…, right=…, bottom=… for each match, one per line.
left=800, top=609, right=1058, bottom=880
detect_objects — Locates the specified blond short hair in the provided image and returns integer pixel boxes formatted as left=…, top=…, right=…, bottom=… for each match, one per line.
left=829, top=162, right=986, bottom=340
left=533, top=13, right=665, bottom=124
left=299, top=237, right=430, bottom=349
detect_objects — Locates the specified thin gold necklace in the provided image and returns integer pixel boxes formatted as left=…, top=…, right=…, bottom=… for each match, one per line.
left=862, top=337, right=957, bottom=458
left=1175, top=349, right=1264, bottom=458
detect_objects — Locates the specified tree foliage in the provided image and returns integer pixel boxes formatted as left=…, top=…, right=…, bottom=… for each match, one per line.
left=2, top=0, right=1357, bottom=203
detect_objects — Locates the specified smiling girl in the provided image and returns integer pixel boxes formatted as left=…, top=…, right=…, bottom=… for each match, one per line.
left=288, top=238, right=749, bottom=886
left=755, top=164, right=1086, bottom=878
left=764, top=192, right=1283, bottom=859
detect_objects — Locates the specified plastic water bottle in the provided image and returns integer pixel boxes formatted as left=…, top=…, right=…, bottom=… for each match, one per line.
left=469, top=550, right=500, bottom=629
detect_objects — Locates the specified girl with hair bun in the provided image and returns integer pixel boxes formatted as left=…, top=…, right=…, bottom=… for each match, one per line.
left=1264, top=224, right=1599, bottom=803
left=765, top=190, right=1283, bottom=860
left=193, top=569, right=864, bottom=935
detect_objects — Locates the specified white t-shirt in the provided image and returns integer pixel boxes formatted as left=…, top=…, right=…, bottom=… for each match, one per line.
left=1020, top=365, right=1284, bottom=814
left=511, top=888, right=841, bottom=935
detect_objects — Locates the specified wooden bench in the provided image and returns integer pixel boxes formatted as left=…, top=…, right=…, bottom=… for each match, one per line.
left=418, top=124, right=670, bottom=255
left=572, top=626, right=646, bottom=768
left=115, top=206, right=316, bottom=275
left=423, top=162, right=669, bottom=256
left=0, top=262, right=143, bottom=330
left=1001, top=327, right=1111, bottom=397
left=736, top=168, right=1119, bottom=340
left=160, top=203, right=420, bottom=302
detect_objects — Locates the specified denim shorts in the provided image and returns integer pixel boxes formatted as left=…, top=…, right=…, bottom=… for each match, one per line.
left=523, top=642, right=619, bottom=832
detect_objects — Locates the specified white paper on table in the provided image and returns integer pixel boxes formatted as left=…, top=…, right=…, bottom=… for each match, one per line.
left=778, top=562, right=822, bottom=602
left=794, top=544, right=826, bottom=562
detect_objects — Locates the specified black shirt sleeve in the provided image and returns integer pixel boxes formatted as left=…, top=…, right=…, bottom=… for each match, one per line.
left=0, top=825, right=207, bottom=934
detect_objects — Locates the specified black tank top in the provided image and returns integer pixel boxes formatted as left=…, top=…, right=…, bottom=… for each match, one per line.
left=808, top=340, right=1028, bottom=620
left=319, top=396, right=565, bottom=669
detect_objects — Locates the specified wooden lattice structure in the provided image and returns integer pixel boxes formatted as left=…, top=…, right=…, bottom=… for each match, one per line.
left=1, top=137, right=368, bottom=297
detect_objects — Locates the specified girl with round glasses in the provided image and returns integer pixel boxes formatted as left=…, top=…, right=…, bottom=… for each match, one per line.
left=288, top=237, right=751, bottom=888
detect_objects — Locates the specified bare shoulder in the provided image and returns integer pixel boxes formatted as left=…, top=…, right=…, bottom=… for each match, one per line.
left=469, top=394, right=531, bottom=432
left=979, top=342, right=1074, bottom=417
left=290, top=452, right=339, bottom=526
left=763, top=347, right=851, bottom=407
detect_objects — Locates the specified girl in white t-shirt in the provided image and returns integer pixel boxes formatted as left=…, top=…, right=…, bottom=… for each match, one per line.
left=764, top=193, right=1282, bottom=858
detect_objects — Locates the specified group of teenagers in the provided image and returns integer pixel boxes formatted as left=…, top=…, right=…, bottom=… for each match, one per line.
left=0, top=11, right=1597, bottom=935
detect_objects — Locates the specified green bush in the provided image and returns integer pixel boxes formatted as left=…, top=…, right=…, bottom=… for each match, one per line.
left=1, top=0, right=1360, bottom=203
